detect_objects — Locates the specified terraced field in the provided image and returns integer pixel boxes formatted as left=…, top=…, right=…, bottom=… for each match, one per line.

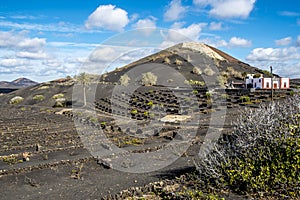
left=0, top=85, right=293, bottom=199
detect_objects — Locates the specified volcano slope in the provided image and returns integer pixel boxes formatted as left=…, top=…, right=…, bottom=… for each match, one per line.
left=0, top=42, right=294, bottom=199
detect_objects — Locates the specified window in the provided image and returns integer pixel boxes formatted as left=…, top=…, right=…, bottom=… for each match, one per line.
left=259, top=79, right=261, bottom=83
left=284, top=82, right=287, bottom=88
left=266, top=82, right=270, bottom=88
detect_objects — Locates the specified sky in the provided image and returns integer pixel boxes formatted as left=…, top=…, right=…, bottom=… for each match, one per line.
left=0, top=0, right=300, bottom=82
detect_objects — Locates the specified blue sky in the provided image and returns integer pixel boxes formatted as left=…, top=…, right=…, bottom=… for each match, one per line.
left=0, top=0, right=299, bottom=82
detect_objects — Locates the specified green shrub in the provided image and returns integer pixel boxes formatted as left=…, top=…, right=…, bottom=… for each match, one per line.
left=239, top=95, right=250, bottom=102
left=196, top=95, right=300, bottom=198
left=52, top=93, right=64, bottom=99
left=33, top=94, right=45, bottom=101
left=131, top=109, right=138, bottom=115
left=206, top=92, right=212, bottom=99
left=9, top=96, right=24, bottom=104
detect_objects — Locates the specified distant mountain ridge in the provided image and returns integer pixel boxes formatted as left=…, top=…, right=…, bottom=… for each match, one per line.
left=0, top=78, right=38, bottom=88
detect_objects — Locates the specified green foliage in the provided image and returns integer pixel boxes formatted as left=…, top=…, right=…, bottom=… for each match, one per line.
left=192, top=90, right=199, bottom=95
left=131, top=109, right=138, bottom=115
left=206, top=92, right=212, bottom=99
left=239, top=95, right=250, bottom=102
left=9, top=96, right=24, bottom=104
left=147, top=101, right=153, bottom=107
left=196, top=95, right=300, bottom=198
left=33, top=94, right=45, bottom=101
left=262, top=70, right=273, bottom=77
left=52, top=93, right=64, bottom=99
left=184, top=79, right=205, bottom=86
left=253, top=73, right=262, bottom=78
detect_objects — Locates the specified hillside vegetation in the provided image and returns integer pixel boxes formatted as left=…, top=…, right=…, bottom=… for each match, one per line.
left=196, top=95, right=300, bottom=199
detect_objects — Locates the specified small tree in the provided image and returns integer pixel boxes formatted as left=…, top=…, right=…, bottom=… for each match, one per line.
left=119, top=74, right=130, bottom=86
left=141, top=72, right=157, bottom=86
left=77, top=72, right=90, bottom=106
left=192, top=66, right=202, bottom=75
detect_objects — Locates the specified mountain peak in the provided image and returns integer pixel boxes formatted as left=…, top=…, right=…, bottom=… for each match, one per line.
left=180, top=42, right=226, bottom=61
left=0, top=77, right=38, bottom=88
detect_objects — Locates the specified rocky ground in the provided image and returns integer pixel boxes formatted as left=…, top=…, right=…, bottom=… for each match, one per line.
left=0, top=85, right=293, bottom=199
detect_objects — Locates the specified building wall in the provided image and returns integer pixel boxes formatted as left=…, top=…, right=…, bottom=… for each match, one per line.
left=263, top=78, right=280, bottom=89
left=280, top=78, right=290, bottom=89
left=245, top=74, right=290, bottom=89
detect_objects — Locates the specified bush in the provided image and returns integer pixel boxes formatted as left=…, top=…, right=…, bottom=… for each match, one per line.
left=227, top=67, right=243, bottom=79
left=119, top=74, right=131, bottom=86
left=192, top=66, right=202, bottom=75
left=33, top=94, right=45, bottom=101
left=204, top=67, right=215, bottom=76
left=239, top=95, right=250, bottom=102
left=164, top=57, right=171, bottom=64
left=195, top=95, right=300, bottom=198
left=175, top=59, right=182, bottom=66
left=9, top=96, right=24, bottom=104
left=217, top=75, right=227, bottom=88
left=52, top=93, right=64, bottom=99
left=141, top=72, right=157, bottom=86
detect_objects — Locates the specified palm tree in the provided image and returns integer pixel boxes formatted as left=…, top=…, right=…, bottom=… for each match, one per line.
left=77, top=72, right=90, bottom=106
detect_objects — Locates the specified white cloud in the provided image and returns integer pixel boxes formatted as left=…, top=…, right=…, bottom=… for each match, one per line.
left=298, top=19, right=300, bottom=26
left=18, top=37, right=46, bottom=52
left=229, top=37, right=252, bottom=47
left=164, top=0, right=188, bottom=21
left=279, top=11, right=300, bottom=17
left=85, top=5, right=129, bottom=31
left=275, top=37, right=292, bottom=46
left=194, top=0, right=256, bottom=19
left=246, top=47, right=300, bottom=61
left=88, top=47, right=119, bottom=63
left=160, top=23, right=207, bottom=48
left=0, top=21, right=82, bottom=33
left=133, top=17, right=157, bottom=35
left=0, top=58, right=28, bottom=67
left=209, top=22, right=223, bottom=30
left=0, top=31, right=46, bottom=53
left=16, top=51, right=49, bottom=60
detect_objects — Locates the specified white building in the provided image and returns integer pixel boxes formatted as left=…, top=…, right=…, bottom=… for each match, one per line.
left=246, top=74, right=290, bottom=89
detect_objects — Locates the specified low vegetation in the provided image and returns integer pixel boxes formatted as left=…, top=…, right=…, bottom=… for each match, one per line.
left=141, top=72, right=157, bottom=86
left=204, top=66, right=215, bottom=76
left=33, top=94, right=45, bottom=101
left=119, top=74, right=131, bottom=86
left=52, top=93, right=64, bottom=99
left=9, top=96, right=24, bottom=104
left=195, top=95, right=300, bottom=198
left=192, top=66, right=202, bottom=75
